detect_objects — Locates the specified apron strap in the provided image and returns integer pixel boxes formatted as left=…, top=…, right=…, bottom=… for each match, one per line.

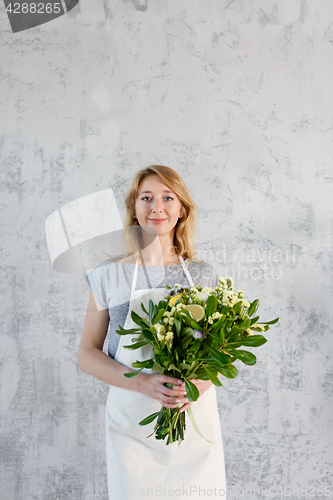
left=178, top=255, right=194, bottom=287
left=131, top=254, right=195, bottom=297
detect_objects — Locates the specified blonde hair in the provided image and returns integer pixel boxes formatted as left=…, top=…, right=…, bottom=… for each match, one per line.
left=123, top=165, right=200, bottom=263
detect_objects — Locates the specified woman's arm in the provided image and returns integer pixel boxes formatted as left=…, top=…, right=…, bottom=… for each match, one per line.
left=78, top=291, right=188, bottom=408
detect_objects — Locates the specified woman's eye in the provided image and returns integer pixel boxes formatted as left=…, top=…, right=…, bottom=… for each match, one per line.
left=140, top=196, right=173, bottom=201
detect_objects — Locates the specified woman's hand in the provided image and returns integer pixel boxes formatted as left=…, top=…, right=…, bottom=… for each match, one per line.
left=137, top=373, right=189, bottom=408
left=178, top=379, right=214, bottom=413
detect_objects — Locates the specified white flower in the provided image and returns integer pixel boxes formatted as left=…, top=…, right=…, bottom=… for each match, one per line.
left=157, top=332, right=165, bottom=341
left=245, top=328, right=255, bottom=336
left=212, top=311, right=222, bottom=320
left=194, top=291, right=209, bottom=304
left=222, top=291, right=233, bottom=305
left=165, top=331, right=174, bottom=348
left=165, top=331, right=173, bottom=341
left=208, top=316, right=214, bottom=324
left=202, top=287, right=213, bottom=294
left=192, top=329, right=203, bottom=339
left=154, top=323, right=165, bottom=335
left=242, top=300, right=250, bottom=308
left=251, top=323, right=265, bottom=332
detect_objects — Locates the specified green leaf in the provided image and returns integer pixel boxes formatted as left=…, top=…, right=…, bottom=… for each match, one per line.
left=131, top=359, right=154, bottom=368
left=203, top=366, right=222, bottom=386
left=188, top=340, right=201, bottom=352
left=186, top=407, right=211, bottom=443
left=194, top=367, right=210, bottom=380
left=210, top=315, right=226, bottom=331
left=140, top=303, right=149, bottom=315
left=226, top=332, right=243, bottom=344
left=141, top=328, right=154, bottom=342
left=181, top=333, right=194, bottom=350
left=124, top=368, right=144, bottom=377
left=179, top=361, right=193, bottom=371
left=152, top=362, right=164, bottom=374
left=248, top=299, right=259, bottom=317
left=233, top=301, right=243, bottom=315
left=229, top=335, right=267, bottom=348
left=257, top=317, right=279, bottom=325
left=123, top=341, right=149, bottom=350
left=185, top=379, right=200, bottom=402
left=228, top=348, right=257, bottom=365
left=221, top=306, right=232, bottom=315
left=238, top=318, right=251, bottom=331
left=168, top=364, right=181, bottom=373
left=139, top=411, right=161, bottom=426
left=174, top=319, right=181, bottom=336
left=141, top=317, right=151, bottom=328
left=152, top=308, right=165, bottom=325
left=250, top=315, right=260, bottom=325
left=131, top=310, right=146, bottom=327
left=225, top=325, right=242, bottom=339
left=116, top=326, right=141, bottom=335
left=207, top=346, right=231, bottom=366
left=208, top=330, right=224, bottom=344
left=218, top=364, right=238, bottom=379
left=190, top=321, right=203, bottom=331
left=181, top=327, right=194, bottom=336
left=205, top=295, right=218, bottom=318
left=180, top=310, right=194, bottom=327
left=149, top=300, right=154, bottom=323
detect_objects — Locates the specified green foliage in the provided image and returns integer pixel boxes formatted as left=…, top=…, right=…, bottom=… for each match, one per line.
left=139, top=412, right=160, bottom=426
left=205, top=295, right=218, bottom=317
left=119, top=280, right=279, bottom=445
left=185, top=379, right=200, bottom=401
left=248, top=299, right=259, bottom=317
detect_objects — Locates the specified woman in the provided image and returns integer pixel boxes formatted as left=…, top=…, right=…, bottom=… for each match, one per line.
left=79, top=165, right=226, bottom=499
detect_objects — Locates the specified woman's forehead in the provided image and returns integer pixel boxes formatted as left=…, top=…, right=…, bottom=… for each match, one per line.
left=138, top=175, right=175, bottom=193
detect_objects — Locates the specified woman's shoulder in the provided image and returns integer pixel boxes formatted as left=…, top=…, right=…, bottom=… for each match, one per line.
left=186, top=259, right=219, bottom=287
left=85, top=257, right=114, bottom=278
left=188, top=259, right=216, bottom=271
left=85, top=257, right=134, bottom=310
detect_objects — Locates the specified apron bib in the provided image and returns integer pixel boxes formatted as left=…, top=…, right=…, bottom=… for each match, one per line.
left=105, top=257, right=227, bottom=500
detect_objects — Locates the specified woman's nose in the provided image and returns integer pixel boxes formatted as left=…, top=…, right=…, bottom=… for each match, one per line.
left=151, top=199, right=163, bottom=213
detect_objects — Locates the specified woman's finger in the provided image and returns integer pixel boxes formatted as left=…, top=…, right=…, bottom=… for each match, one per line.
left=161, top=384, right=187, bottom=397
left=179, top=401, right=193, bottom=413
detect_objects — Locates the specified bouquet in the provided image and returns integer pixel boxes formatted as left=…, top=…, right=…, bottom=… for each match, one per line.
left=116, top=277, right=279, bottom=446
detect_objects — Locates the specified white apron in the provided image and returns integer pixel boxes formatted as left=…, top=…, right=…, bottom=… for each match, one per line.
left=106, top=257, right=226, bottom=500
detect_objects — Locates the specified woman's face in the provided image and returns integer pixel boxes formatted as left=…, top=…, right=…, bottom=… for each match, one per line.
left=134, top=175, right=182, bottom=237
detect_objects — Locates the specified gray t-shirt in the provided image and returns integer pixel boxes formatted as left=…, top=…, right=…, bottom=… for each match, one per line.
left=85, top=258, right=218, bottom=358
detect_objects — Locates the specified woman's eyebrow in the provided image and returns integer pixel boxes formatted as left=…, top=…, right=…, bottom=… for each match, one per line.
left=139, top=190, right=174, bottom=195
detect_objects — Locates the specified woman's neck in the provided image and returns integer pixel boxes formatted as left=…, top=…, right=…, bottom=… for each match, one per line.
left=139, top=232, right=179, bottom=266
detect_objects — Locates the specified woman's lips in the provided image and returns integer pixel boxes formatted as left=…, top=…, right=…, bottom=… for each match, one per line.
left=148, top=218, right=167, bottom=223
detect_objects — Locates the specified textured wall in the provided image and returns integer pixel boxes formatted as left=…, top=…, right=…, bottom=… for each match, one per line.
left=1, top=0, right=332, bottom=499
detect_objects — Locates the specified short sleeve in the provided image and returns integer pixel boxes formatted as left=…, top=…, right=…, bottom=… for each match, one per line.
left=85, top=262, right=109, bottom=310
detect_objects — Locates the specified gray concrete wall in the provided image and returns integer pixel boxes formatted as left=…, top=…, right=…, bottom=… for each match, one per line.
left=1, top=1, right=332, bottom=499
